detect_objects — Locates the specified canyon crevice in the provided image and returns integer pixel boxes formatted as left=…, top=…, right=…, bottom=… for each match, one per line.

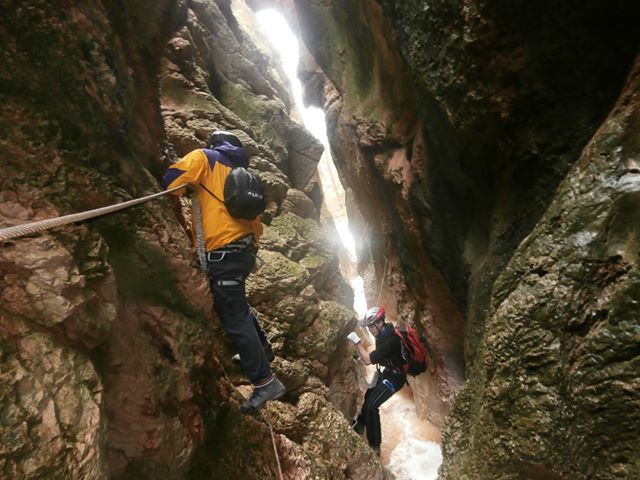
left=1, top=1, right=639, bottom=479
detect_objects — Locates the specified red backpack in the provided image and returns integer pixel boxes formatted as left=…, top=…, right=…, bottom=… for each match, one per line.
left=394, top=324, right=431, bottom=376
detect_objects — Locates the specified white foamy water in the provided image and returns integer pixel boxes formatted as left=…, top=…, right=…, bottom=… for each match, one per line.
left=388, top=438, right=442, bottom=480
left=381, top=390, right=442, bottom=480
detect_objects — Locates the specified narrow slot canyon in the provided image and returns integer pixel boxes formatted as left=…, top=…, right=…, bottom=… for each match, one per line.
left=256, top=9, right=444, bottom=478
left=1, top=1, right=639, bottom=480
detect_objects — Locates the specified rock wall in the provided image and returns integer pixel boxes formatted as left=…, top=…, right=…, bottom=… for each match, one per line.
left=262, top=0, right=640, bottom=479
left=0, top=1, right=389, bottom=479
left=2, top=0, right=639, bottom=478
left=273, top=0, right=468, bottom=430
left=439, top=56, right=640, bottom=480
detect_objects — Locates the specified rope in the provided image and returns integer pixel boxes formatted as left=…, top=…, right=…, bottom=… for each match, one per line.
left=375, top=255, right=389, bottom=306
left=267, top=420, right=284, bottom=480
left=191, top=196, right=208, bottom=272
left=0, top=185, right=185, bottom=243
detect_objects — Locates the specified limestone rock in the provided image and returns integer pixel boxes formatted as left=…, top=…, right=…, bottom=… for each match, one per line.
left=288, top=0, right=640, bottom=477
left=281, top=188, right=318, bottom=219
left=0, top=1, right=367, bottom=478
left=0, top=332, right=106, bottom=479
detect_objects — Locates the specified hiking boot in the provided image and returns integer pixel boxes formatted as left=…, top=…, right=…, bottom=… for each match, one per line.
left=231, top=342, right=275, bottom=366
left=239, top=378, right=286, bottom=415
left=351, top=420, right=365, bottom=435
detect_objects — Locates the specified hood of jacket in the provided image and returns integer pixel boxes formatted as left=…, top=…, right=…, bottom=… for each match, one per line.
left=213, top=142, right=249, bottom=168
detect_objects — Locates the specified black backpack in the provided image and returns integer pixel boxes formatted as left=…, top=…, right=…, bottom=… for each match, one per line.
left=201, top=167, right=265, bottom=220
left=223, top=167, right=265, bottom=220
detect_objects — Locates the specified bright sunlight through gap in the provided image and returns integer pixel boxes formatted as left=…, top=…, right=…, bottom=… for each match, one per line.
left=255, top=9, right=441, bottom=480
left=255, top=8, right=364, bottom=315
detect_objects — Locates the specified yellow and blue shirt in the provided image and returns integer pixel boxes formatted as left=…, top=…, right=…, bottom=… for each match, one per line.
left=162, top=143, right=263, bottom=251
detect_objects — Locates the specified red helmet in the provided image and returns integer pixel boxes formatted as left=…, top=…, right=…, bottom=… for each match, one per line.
left=359, top=306, right=385, bottom=327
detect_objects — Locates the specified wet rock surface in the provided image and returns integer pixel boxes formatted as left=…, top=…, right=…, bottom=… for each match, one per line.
left=274, top=0, right=640, bottom=478
left=439, top=60, right=640, bottom=479
left=0, top=1, right=384, bottom=478
left=2, top=0, right=639, bottom=478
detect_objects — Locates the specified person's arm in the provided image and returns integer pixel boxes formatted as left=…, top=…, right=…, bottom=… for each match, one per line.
left=162, top=150, right=208, bottom=194
left=347, top=332, right=373, bottom=365
left=355, top=341, right=372, bottom=365
left=251, top=216, right=264, bottom=243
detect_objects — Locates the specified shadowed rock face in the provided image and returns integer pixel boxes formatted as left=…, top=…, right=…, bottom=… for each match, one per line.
left=0, top=1, right=389, bottom=479
left=439, top=60, right=640, bottom=479
left=267, top=0, right=640, bottom=478
left=1, top=1, right=639, bottom=479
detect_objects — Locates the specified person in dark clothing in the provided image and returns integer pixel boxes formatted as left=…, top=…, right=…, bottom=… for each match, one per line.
left=162, top=130, right=285, bottom=415
left=347, top=306, right=406, bottom=455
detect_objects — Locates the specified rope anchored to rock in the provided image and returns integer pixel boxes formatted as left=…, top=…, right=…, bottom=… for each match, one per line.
left=267, top=419, right=284, bottom=480
left=0, top=185, right=184, bottom=243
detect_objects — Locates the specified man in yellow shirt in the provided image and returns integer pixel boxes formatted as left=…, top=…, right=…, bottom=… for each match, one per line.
left=163, top=130, right=285, bottom=414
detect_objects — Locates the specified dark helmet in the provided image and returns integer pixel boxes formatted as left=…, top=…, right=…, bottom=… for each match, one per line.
left=209, top=130, right=243, bottom=148
left=359, top=306, right=386, bottom=327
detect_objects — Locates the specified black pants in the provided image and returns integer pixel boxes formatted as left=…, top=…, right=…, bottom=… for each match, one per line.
left=357, top=369, right=405, bottom=448
left=207, top=246, right=271, bottom=385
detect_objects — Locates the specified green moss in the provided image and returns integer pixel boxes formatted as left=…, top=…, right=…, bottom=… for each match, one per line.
left=261, top=216, right=297, bottom=246
left=342, top=4, right=378, bottom=100
left=297, top=1, right=375, bottom=104
left=300, top=254, right=327, bottom=270
left=248, top=250, right=309, bottom=295
left=274, top=212, right=325, bottom=248
left=219, top=81, right=288, bottom=148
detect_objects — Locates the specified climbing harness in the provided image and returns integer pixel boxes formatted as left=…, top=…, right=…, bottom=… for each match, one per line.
left=0, top=185, right=184, bottom=243
left=382, top=378, right=396, bottom=394
left=215, top=278, right=243, bottom=287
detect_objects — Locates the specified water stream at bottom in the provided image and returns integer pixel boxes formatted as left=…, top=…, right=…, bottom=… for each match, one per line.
left=380, top=387, right=443, bottom=480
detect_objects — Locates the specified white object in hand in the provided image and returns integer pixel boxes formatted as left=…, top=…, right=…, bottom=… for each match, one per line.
left=347, top=332, right=362, bottom=344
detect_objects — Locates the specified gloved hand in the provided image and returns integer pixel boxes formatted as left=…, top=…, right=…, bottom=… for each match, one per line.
left=347, top=331, right=362, bottom=345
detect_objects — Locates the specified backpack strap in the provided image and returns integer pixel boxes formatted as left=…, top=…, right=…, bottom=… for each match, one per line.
left=199, top=182, right=225, bottom=204
left=199, top=148, right=231, bottom=204
left=393, top=326, right=409, bottom=351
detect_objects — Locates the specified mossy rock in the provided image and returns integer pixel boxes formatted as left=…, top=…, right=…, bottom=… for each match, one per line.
left=296, top=300, right=356, bottom=364
left=248, top=250, right=310, bottom=305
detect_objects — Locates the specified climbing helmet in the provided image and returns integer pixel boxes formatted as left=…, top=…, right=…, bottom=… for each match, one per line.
left=209, top=130, right=243, bottom=148
left=359, top=306, right=386, bottom=327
